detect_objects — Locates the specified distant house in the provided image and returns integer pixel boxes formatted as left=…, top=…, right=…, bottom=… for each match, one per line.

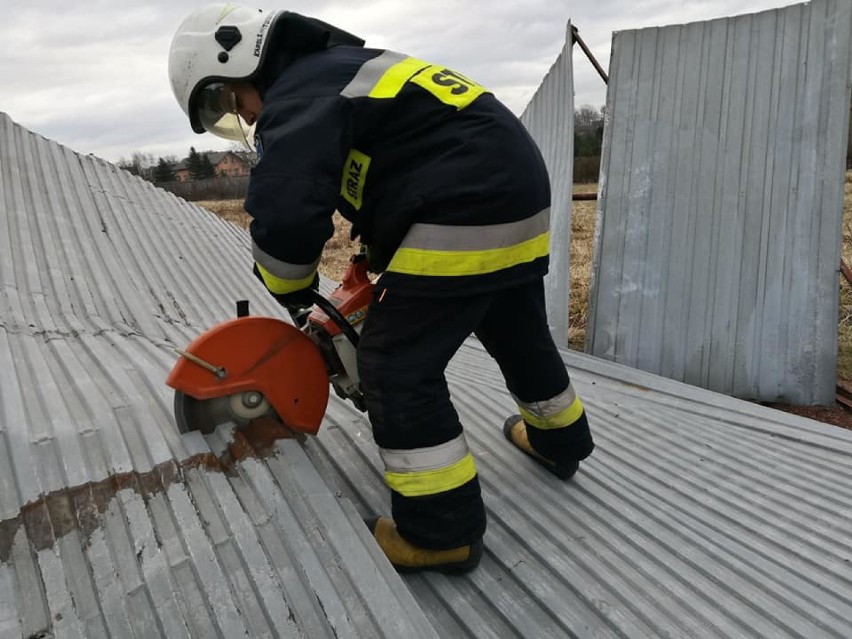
left=172, top=151, right=253, bottom=182
left=173, top=160, right=191, bottom=183
left=209, top=151, right=252, bottom=177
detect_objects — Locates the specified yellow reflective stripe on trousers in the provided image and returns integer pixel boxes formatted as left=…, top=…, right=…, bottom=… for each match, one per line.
left=383, top=453, right=477, bottom=497
left=513, top=383, right=577, bottom=419
left=519, top=396, right=585, bottom=430
left=387, top=231, right=549, bottom=276
left=380, top=434, right=469, bottom=473
left=255, top=262, right=317, bottom=295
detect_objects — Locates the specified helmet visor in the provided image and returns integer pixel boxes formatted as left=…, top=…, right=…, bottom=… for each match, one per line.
left=194, top=82, right=253, bottom=142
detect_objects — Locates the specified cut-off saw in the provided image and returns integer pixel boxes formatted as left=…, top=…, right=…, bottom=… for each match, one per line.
left=166, top=252, right=373, bottom=435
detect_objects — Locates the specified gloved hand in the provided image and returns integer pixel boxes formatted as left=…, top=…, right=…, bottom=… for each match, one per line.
left=253, top=264, right=319, bottom=312
left=365, top=244, right=389, bottom=274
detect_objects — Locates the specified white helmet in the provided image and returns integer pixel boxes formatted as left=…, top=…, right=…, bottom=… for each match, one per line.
left=168, top=3, right=283, bottom=140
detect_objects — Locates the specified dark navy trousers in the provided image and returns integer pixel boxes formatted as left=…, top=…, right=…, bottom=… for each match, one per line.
left=356, top=278, right=594, bottom=548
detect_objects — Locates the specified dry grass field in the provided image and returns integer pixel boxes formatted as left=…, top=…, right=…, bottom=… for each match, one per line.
left=196, top=200, right=355, bottom=277
left=838, top=172, right=852, bottom=380
left=198, top=175, right=852, bottom=394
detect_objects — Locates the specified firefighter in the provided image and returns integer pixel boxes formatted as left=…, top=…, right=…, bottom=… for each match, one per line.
left=168, top=3, right=594, bottom=574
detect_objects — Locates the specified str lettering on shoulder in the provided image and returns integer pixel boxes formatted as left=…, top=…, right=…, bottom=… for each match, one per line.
left=409, top=62, right=487, bottom=110
left=340, top=149, right=371, bottom=211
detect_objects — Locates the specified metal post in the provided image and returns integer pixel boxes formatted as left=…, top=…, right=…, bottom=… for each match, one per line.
left=571, top=25, right=609, bottom=85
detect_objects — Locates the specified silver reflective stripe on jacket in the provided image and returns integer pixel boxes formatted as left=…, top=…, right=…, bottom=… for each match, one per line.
left=398, top=207, right=550, bottom=251
left=340, top=50, right=410, bottom=98
left=252, top=242, right=319, bottom=280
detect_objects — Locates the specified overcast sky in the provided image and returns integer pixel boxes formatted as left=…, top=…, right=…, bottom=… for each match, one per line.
left=3, top=0, right=798, bottom=163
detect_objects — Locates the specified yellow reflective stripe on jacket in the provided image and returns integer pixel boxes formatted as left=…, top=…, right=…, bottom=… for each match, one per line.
left=383, top=453, right=477, bottom=497
left=340, top=50, right=488, bottom=110
left=369, top=56, right=430, bottom=98
left=341, top=51, right=411, bottom=98
left=252, top=242, right=319, bottom=294
left=387, top=231, right=549, bottom=276
left=255, top=262, right=317, bottom=295
left=519, top=396, right=585, bottom=431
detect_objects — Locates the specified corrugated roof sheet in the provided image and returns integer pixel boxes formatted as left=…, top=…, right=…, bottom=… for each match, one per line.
left=0, top=112, right=438, bottom=638
left=587, top=0, right=850, bottom=405
left=520, top=22, right=575, bottom=346
left=311, top=343, right=852, bottom=637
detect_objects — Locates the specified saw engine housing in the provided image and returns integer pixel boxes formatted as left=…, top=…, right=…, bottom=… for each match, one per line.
left=303, top=252, right=373, bottom=410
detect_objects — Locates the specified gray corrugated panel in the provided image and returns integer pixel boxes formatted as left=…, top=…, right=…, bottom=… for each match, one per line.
left=587, top=0, right=850, bottom=405
left=308, top=340, right=852, bottom=638
left=0, top=112, right=438, bottom=638
left=520, top=23, right=575, bottom=346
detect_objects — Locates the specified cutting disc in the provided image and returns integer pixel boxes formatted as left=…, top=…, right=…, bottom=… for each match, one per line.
left=174, top=390, right=277, bottom=434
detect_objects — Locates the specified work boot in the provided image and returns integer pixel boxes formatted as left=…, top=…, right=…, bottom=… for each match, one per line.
left=365, top=517, right=483, bottom=574
left=503, top=415, right=580, bottom=480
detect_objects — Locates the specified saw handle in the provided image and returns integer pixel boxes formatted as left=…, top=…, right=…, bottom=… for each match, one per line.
left=306, top=290, right=361, bottom=347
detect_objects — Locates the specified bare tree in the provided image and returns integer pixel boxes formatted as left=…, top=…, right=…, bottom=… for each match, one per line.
left=117, top=152, right=157, bottom=178
left=228, top=141, right=259, bottom=167
left=574, top=104, right=604, bottom=129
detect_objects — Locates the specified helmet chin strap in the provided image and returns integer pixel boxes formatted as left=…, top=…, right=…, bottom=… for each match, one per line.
left=228, top=89, right=259, bottom=166
left=238, top=124, right=258, bottom=166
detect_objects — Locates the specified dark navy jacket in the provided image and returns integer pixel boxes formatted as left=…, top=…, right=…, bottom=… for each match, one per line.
left=246, top=45, right=552, bottom=297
